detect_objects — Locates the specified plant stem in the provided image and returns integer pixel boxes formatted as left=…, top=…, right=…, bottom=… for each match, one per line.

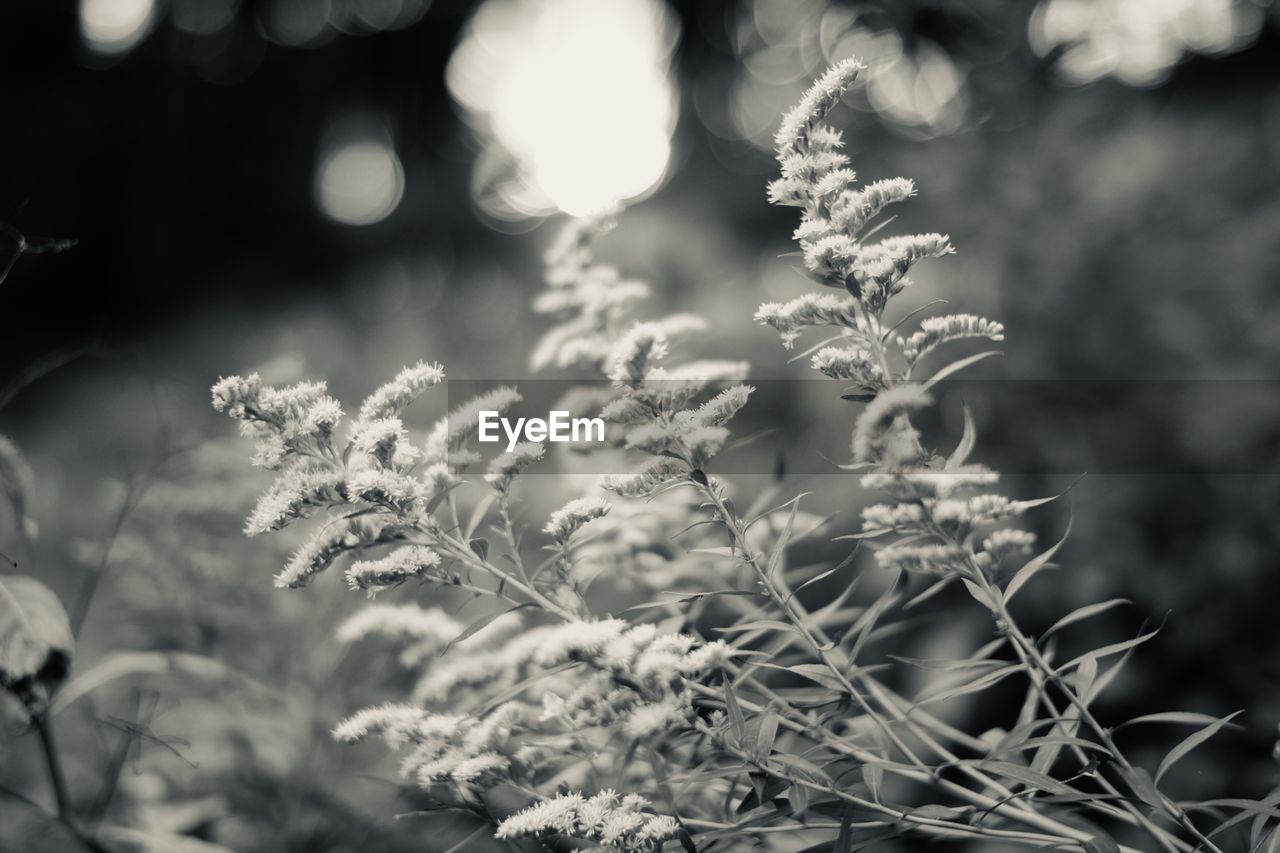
left=695, top=719, right=1117, bottom=851
left=33, top=712, right=71, bottom=821
left=690, top=473, right=1097, bottom=847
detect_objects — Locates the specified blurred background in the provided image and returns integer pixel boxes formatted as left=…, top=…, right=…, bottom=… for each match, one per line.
left=2, top=0, right=1279, bottom=850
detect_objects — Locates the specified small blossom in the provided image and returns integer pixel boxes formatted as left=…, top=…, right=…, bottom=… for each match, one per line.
left=496, top=790, right=680, bottom=851
left=983, top=529, right=1038, bottom=564
left=544, top=496, right=612, bottom=544
left=774, top=57, right=865, bottom=155
left=900, top=313, right=1005, bottom=364
left=830, top=177, right=917, bottom=232
left=851, top=384, right=932, bottom=466
left=244, top=468, right=346, bottom=536
left=601, top=458, right=687, bottom=498
left=345, top=545, right=442, bottom=595
left=336, top=603, right=463, bottom=648
left=484, top=442, right=546, bottom=493
left=876, top=542, right=969, bottom=576
left=357, top=361, right=445, bottom=421
left=351, top=417, right=409, bottom=468
left=811, top=346, right=885, bottom=387
left=755, top=292, right=859, bottom=349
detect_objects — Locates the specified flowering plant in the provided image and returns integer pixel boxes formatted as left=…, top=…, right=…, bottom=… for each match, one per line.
left=213, top=59, right=1278, bottom=852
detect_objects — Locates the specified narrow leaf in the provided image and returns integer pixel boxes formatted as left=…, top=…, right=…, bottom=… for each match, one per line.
left=1042, top=599, right=1130, bottom=641
left=1155, top=711, right=1244, bottom=785
left=1003, top=513, right=1072, bottom=604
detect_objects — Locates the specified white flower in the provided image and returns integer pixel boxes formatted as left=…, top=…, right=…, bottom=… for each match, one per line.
left=345, top=546, right=441, bottom=595
left=544, top=496, right=612, bottom=544
left=357, top=361, right=444, bottom=421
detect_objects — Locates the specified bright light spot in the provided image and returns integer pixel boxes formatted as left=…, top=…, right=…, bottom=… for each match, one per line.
left=447, top=0, right=679, bottom=218
left=866, top=41, right=968, bottom=136
left=80, top=0, right=156, bottom=56
left=315, top=137, right=405, bottom=226
left=1030, top=0, right=1265, bottom=87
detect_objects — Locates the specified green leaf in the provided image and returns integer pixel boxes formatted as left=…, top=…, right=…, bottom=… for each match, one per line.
left=442, top=604, right=533, bottom=654
left=770, top=753, right=833, bottom=785
left=0, top=574, right=73, bottom=713
left=1154, top=710, right=1244, bottom=785
left=714, top=620, right=804, bottom=637
left=996, top=735, right=1106, bottom=756
left=1082, top=835, right=1122, bottom=853
left=907, top=804, right=967, bottom=820
left=765, top=498, right=799, bottom=585
left=1057, top=624, right=1162, bottom=675
left=464, top=493, right=496, bottom=539
left=1075, top=654, right=1099, bottom=705
left=722, top=681, right=746, bottom=747
left=922, top=350, right=1002, bottom=387
left=915, top=664, right=1024, bottom=706
left=835, top=804, right=856, bottom=853
left=1117, top=765, right=1165, bottom=811
left=945, top=403, right=976, bottom=468
left=766, top=663, right=847, bottom=693
left=1042, top=598, right=1130, bottom=641
left=960, top=577, right=997, bottom=612
left=621, top=589, right=762, bottom=614
left=1116, top=711, right=1229, bottom=729
left=468, top=538, right=489, bottom=561
left=861, top=765, right=883, bottom=804
left=1003, top=513, right=1072, bottom=604
left=752, top=708, right=779, bottom=764
left=976, top=759, right=1076, bottom=795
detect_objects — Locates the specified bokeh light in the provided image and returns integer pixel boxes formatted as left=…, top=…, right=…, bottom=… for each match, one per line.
left=314, top=132, right=405, bottom=226
left=719, top=0, right=970, bottom=146
left=447, top=0, right=680, bottom=219
left=1030, top=0, right=1267, bottom=86
left=79, top=0, right=156, bottom=56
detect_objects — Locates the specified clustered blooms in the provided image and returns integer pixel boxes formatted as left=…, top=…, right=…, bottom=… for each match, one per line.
left=595, top=318, right=752, bottom=493
left=484, top=441, right=546, bottom=494
left=390, top=615, right=733, bottom=717
left=543, top=496, right=611, bottom=545
left=533, top=619, right=733, bottom=738
left=527, top=202, right=754, bottom=523
left=425, top=385, right=523, bottom=471
left=344, top=545, right=442, bottom=595
left=759, top=58, right=1035, bottom=584
left=213, top=362, right=560, bottom=589
left=212, top=369, right=450, bottom=588
left=531, top=208, right=652, bottom=372
left=356, top=361, right=445, bottom=421
left=333, top=701, right=531, bottom=794
left=759, top=57, right=1002, bottom=398
left=495, top=790, right=680, bottom=852
left=335, top=602, right=464, bottom=667
left=899, top=314, right=1006, bottom=366
left=332, top=613, right=732, bottom=830
left=847, top=383, right=1036, bottom=578
left=205, top=59, right=1261, bottom=853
